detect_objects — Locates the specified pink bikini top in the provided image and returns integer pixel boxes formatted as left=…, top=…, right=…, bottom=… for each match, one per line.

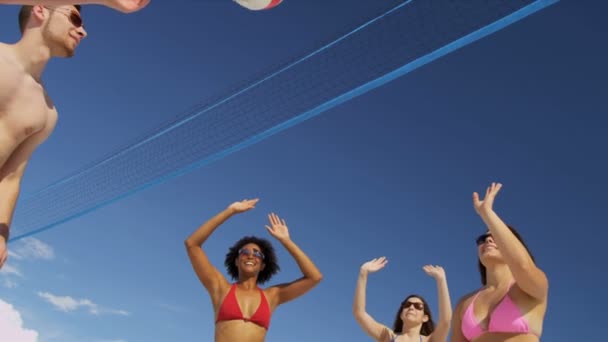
left=461, top=282, right=538, bottom=340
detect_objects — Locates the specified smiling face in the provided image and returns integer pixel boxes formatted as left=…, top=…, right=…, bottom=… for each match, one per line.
left=225, top=236, right=279, bottom=285
left=235, top=243, right=266, bottom=276
left=41, top=5, right=87, bottom=58
left=20, top=5, right=87, bottom=58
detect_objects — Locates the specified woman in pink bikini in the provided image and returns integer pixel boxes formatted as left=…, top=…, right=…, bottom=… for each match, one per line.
left=352, top=257, right=453, bottom=342
left=184, top=198, right=323, bottom=342
left=451, top=183, right=549, bottom=342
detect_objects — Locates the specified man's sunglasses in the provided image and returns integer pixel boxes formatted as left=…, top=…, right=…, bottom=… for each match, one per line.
left=476, top=233, right=492, bottom=246
left=402, top=301, right=424, bottom=311
left=238, top=248, right=265, bottom=260
left=44, top=6, right=83, bottom=28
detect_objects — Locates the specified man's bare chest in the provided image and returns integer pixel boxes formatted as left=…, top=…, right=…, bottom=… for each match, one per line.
left=0, top=66, right=55, bottom=142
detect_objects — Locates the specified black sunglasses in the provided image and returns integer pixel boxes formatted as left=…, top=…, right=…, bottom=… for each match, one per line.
left=476, top=233, right=492, bottom=246
left=44, top=6, right=83, bottom=28
left=402, top=301, right=424, bottom=311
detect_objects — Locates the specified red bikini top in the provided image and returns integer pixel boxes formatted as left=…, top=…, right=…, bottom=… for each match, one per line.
left=216, top=283, right=271, bottom=330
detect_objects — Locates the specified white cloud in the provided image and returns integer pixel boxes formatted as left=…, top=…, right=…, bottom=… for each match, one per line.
left=1, top=239, right=54, bottom=290
left=8, top=250, right=24, bottom=260
left=106, top=309, right=130, bottom=316
left=2, top=279, right=18, bottom=288
left=13, top=238, right=54, bottom=260
left=37, top=292, right=130, bottom=317
left=37, top=292, right=91, bottom=313
left=0, top=264, right=23, bottom=278
left=1, top=263, right=22, bottom=288
left=0, top=299, right=39, bottom=342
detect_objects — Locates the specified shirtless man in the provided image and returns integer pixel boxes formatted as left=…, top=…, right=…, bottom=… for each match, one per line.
left=0, top=0, right=150, bottom=269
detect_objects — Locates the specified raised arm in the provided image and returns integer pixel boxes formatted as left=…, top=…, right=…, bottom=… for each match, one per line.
left=0, top=111, right=57, bottom=268
left=0, top=0, right=150, bottom=13
left=352, top=257, right=392, bottom=342
left=184, top=199, right=258, bottom=301
left=265, top=213, right=323, bottom=306
left=423, top=265, right=452, bottom=342
left=473, top=183, right=548, bottom=300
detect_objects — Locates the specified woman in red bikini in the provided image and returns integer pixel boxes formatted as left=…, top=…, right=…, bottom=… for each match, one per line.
left=450, top=183, right=549, bottom=342
left=184, top=198, right=323, bottom=342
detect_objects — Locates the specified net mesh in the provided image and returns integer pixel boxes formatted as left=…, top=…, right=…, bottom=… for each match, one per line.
left=9, top=0, right=558, bottom=241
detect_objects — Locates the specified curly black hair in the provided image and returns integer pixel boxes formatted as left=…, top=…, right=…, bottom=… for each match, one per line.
left=224, top=236, right=280, bottom=285
left=392, top=294, right=435, bottom=336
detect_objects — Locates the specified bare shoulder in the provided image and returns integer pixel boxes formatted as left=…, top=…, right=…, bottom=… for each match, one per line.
left=455, top=289, right=479, bottom=314
left=381, top=325, right=395, bottom=342
left=211, top=282, right=233, bottom=309
left=262, top=285, right=280, bottom=307
left=263, top=285, right=279, bottom=296
left=0, top=42, right=15, bottom=63
left=0, top=44, right=18, bottom=106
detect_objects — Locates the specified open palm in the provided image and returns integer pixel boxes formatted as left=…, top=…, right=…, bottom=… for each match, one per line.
left=473, top=182, right=502, bottom=216
left=265, top=213, right=290, bottom=241
left=106, top=0, right=151, bottom=13
left=229, top=198, right=259, bottom=213
left=361, top=257, right=388, bottom=274
left=423, top=265, right=445, bottom=281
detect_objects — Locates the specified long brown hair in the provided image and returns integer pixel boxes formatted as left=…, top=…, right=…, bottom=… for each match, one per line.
left=478, top=224, right=535, bottom=285
left=392, top=295, right=435, bottom=336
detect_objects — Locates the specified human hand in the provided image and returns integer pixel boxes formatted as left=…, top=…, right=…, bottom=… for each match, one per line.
left=473, top=182, right=503, bottom=217
left=102, top=0, right=151, bottom=13
left=423, top=264, right=446, bottom=281
left=228, top=198, right=259, bottom=214
left=360, top=257, right=388, bottom=275
left=265, top=212, right=290, bottom=242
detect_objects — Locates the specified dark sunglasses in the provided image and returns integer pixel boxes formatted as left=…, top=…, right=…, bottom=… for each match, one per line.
left=402, top=301, right=424, bottom=311
left=45, top=6, right=84, bottom=28
left=476, top=233, right=492, bottom=246
left=238, top=248, right=265, bottom=260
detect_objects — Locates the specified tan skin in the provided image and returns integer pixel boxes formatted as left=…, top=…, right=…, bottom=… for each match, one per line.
left=0, top=4, right=86, bottom=268
left=450, top=183, right=549, bottom=342
left=353, top=257, right=453, bottom=342
left=0, top=1, right=149, bottom=268
left=184, top=199, right=323, bottom=342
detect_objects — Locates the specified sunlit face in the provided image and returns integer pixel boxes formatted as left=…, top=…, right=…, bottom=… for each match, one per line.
left=40, top=5, right=87, bottom=57
left=476, top=231, right=503, bottom=263
left=400, top=297, right=428, bottom=325
left=236, top=243, right=266, bottom=274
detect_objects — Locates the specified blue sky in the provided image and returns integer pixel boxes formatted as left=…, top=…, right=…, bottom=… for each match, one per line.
left=1, top=1, right=606, bottom=341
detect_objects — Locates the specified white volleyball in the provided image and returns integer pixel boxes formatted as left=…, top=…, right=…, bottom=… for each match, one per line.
left=234, top=0, right=283, bottom=11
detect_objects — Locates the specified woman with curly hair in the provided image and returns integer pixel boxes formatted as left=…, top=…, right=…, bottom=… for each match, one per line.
left=353, top=257, right=452, bottom=342
left=184, top=198, right=323, bottom=342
